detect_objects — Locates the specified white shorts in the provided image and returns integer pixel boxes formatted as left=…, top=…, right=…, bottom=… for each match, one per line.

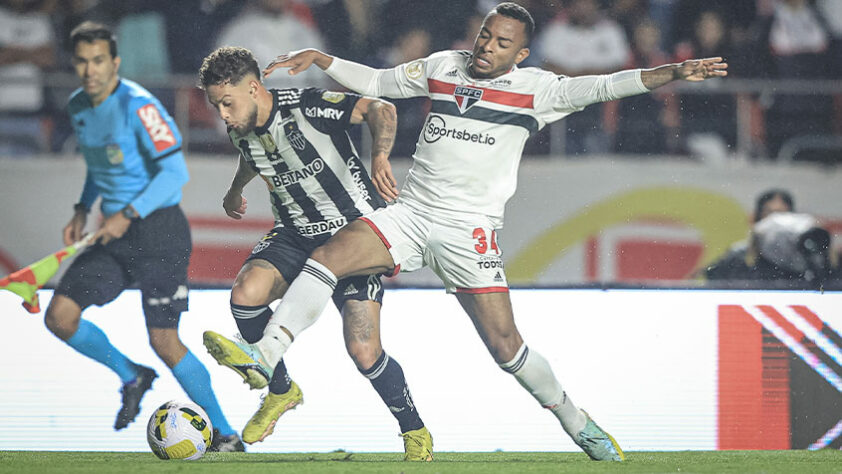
left=360, top=200, right=508, bottom=293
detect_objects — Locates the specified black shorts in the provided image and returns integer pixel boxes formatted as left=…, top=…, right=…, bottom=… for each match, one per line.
left=245, top=226, right=384, bottom=310
left=55, top=205, right=191, bottom=329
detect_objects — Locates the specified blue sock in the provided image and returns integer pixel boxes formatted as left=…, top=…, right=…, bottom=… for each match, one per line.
left=66, top=319, right=137, bottom=383
left=172, top=350, right=235, bottom=436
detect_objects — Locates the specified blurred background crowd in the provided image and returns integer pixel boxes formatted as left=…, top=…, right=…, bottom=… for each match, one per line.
left=2, top=0, right=841, bottom=162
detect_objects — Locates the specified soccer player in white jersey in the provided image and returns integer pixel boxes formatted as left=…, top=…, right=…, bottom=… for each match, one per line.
left=254, top=2, right=724, bottom=461
left=197, top=47, right=432, bottom=460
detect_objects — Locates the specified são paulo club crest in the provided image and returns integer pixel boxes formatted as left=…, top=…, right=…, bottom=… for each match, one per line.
left=454, top=86, right=483, bottom=113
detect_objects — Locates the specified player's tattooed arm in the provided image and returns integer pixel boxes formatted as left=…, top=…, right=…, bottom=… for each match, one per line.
left=641, top=57, right=728, bottom=90
left=223, top=155, right=258, bottom=219
left=355, top=97, right=399, bottom=201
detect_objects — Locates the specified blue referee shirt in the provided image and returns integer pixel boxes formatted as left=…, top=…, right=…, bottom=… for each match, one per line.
left=68, top=79, right=189, bottom=218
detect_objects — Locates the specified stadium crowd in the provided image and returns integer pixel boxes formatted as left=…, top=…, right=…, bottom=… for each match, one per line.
left=1, top=0, right=841, bottom=160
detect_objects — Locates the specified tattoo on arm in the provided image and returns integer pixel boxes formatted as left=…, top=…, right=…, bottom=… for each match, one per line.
left=641, top=64, right=679, bottom=90
left=366, top=101, right=396, bottom=158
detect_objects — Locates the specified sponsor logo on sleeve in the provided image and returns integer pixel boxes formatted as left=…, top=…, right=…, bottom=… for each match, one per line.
left=305, top=106, right=345, bottom=120
left=137, top=104, right=176, bottom=152
left=321, top=91, right=346, bottom=103
left=405, top=60, right=424, bottom=80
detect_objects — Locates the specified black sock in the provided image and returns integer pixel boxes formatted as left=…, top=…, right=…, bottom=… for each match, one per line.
left=268, top=359, right=292, bottom=394
left=230, top=302, right=271, bottom=343
left=361, top=351, right=424, bottom=433
left=231, top=302, right=292, bottom=394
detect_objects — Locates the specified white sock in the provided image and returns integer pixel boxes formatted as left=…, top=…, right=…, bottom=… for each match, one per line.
left=258, top=258, right=337, bottom=367
left=500, top=344, right=587, bottom=438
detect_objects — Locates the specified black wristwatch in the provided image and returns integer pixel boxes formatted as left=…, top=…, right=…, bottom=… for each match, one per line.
left=73, top=202, right=89, bottom=214
left=122, top=206, right=138, bottom=219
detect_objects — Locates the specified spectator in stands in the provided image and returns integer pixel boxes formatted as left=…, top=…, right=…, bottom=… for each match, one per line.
left=0, top=0, right=56, bottom=155
left=216, top=0, right=327, bottom=89
left=535, top=0, right=631, bottom=155
left=758, top=0, right=833, bottom=159
left=607, top=0, right=649, bottom=40
left=165, top=0, right=243, bottom=75
left=310, top=0, right=381, bottom=63
left=367, top=27, right=433, bottom=158
left=670, top=0, right=756, bottom=53
left=673, top=10, right=736, bottom=160
left=451, top=13, right=485, bottom=51
left=817, top=0, right=842, bottom=78
left=614, top=18, right=669, bottom=155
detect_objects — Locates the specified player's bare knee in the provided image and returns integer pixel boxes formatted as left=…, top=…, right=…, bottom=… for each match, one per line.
left=347, top=340, right=382, bottom=371
left=230, top=277, right=272, bottom=307
left=44, top=300, right=80, bottom=340
left=487, top=332, right=524, bottom=364
left=148, top=329, right=186, bottom=367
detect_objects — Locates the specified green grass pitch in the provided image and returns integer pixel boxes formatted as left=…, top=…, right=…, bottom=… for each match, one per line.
left=1, top=450, right=841, bottom=474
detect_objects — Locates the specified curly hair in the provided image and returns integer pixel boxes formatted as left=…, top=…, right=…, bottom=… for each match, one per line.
left=198, top=47, right=261, bottom=89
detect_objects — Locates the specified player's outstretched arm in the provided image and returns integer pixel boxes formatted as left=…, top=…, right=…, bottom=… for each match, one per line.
left=641, top=57, right=728, bottom=90
left=223, top=155, right=258, bottom=220
left=266, top=50, right=412, bottom=99
left=264, top=49, right=334, bottom=77
left=352, top=97, right=399, bottom=201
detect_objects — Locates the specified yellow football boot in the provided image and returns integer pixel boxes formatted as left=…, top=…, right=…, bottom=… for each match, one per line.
left=242, top=381, right=304, bottom=444
left=401, top=426, right=433, bottom=461
left=203, top=330, right=272, bottom=389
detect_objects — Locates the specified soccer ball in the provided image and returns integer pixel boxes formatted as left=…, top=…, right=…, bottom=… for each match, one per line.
left=146, top=400, right=213, bottom=460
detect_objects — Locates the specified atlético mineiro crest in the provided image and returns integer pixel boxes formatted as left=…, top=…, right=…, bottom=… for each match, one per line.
left=454, top=86, right=483, bottom=113
left=284, top=122, right=306, bottom=150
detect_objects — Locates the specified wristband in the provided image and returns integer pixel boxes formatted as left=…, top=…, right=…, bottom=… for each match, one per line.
left=121, top=206, right=138, bottom=219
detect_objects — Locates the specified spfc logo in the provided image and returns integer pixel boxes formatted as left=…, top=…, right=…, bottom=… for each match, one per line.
left=284, top=122, right=306, bottom=151
left=454, top=86, right=483, bottom=113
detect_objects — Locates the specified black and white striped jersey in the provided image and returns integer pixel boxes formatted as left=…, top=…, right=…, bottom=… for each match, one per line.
left=228, top=88, right=385, bottom=237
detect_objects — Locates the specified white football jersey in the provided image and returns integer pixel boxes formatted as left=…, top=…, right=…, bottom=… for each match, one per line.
left=229, top=88, right=385, bottom=236
left=372, top=50, right=644, bottom=228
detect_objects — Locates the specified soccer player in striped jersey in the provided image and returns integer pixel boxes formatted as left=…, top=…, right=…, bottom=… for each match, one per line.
left=197, top=47, right=432, bottom=460
left=45, top=22, right=242, bottom=451
left=256, top=2, right=728, bottom=461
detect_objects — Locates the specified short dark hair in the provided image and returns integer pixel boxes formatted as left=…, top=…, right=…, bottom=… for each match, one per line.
left=492, top=2, right=535, bottom=45
left=198, top=47, right=261, bottom=89
left=70, top=21, right=117, bottom=58
left=754, top=189, right=794, bottom=222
